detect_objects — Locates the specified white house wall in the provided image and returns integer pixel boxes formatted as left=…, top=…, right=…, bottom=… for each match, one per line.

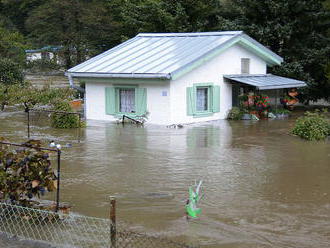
left=84, top=79, right=171, bottom=125
left=169, top=44, right=267, bottom=124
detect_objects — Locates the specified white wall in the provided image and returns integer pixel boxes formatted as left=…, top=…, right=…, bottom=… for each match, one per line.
left=82, top=44, right=267, bottom=125
left=169, top=44, right=267, bottom=124
left=84, top=78, right=171, bottom=125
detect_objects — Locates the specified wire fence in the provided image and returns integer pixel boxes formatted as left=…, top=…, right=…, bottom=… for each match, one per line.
left=26, top=108, right=82, bottom=143
left=0, top=202, right=196, bottom=248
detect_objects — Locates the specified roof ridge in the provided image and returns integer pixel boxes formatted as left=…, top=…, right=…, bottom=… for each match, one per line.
left=137, top=31, right=243, bottom=37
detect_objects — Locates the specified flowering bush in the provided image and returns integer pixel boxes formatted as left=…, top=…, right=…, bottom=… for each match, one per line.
left=253, top=94, right=270, bottom=109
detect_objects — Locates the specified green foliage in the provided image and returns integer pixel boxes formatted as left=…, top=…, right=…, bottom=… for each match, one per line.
left=25, top=59, right=62, bottom=72
left=0, top=58, right=24, bottom=85
left=273, top=108, right=291, bottom=115
left=0, top=25, right=26, bottom=64
left=291, top=110, right=330, bottom=141
left=226, top=0, right=330, bottom=102
left=0, top=139, right=57, bottom=206
left=25, top=0, right=115, bottom=68
left=2, top=84, right=75, bottom=112
left=51, top=101, right=80, bottom=129
left=227, top=107, right=244, bottom=120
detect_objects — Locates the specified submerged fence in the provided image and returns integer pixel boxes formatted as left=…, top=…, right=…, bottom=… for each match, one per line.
left=26, top=108, right=83, bottom=143
left=0, top=202, right=196, bottom=248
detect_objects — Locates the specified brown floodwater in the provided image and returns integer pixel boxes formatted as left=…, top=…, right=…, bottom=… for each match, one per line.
left=0, top=110, right=329, bottom=248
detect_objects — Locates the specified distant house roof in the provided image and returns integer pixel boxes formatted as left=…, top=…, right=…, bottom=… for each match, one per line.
left=224, top=74, right=307, bottom=90
left=26, top=46, right=62, bottom=53
left=67, top=31, right=283, bottom=80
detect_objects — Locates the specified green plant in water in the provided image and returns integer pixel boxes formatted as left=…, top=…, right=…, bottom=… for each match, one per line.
left=291, top=110, right=330, bottom=141
left=273, top=108, right=291, bottom=115
left=227, top=107, right=245, bottom=120
left=51, top=101, right=82, bottom=128
left=0, top=139, right=57, bottom=207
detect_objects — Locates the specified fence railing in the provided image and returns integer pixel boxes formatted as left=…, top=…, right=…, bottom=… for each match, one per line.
left=26, top=108, right=83, bottom=143
left=0, top=202, right=196, bottom=248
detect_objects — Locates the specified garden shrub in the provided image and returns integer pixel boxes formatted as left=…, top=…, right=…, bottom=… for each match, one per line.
left=291, top=110, right=330, bottom=141
left=51, top=101, right=81, bottom=128
left=25, top=59, right=62, bottom=72
left=0, top=139, right=57, bottom=206
left=0, top=58, right=24, bottom=85
left=227, top=107, right=244, bottom=120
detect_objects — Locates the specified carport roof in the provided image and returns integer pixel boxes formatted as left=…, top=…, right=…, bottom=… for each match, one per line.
left=224, top=74, right=307, bottom=90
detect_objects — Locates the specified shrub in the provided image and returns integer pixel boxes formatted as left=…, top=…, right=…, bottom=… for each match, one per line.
left=51, top=101, right=81, bottom=128
left=228, top=107, right=244, bottom=120
left=291, top=110, right=330, bottom=141
left=0, top=58, right=24, bottom=85
left=0, top=139, right=57, bottom=206
left=25, top=59, right=62, bottom=72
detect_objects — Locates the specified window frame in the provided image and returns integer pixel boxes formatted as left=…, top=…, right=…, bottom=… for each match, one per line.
left=193, top=83, right=214, bottom=117
left=241, top=58, right=250, bottom=74
left=114, top=85, right=138, bottom=117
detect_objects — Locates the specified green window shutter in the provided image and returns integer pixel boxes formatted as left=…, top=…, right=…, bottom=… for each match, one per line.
left=105, top=87, right=116, bottom=115
left=212, top=85, right=220, bottom=113
left=136, top=88, right=147, bottom=115
left=186, top=87, right=195, bottom=116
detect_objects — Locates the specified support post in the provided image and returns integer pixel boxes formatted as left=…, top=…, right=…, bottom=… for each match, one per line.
left=110, top=196, right=116, bottom=248
left=78, top=113, right=81, bottom=143
left=275, top=89, right=279, bottom=113
left=27, top=109, right=30, bottom=139
left=55, top=149, right=61, bottom=212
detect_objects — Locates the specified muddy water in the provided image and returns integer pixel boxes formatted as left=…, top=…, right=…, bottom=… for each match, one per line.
left=0, top=110, right=329, bottom=248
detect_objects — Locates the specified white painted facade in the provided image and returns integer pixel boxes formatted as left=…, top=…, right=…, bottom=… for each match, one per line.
left=82, top=44, right=267, bottom=125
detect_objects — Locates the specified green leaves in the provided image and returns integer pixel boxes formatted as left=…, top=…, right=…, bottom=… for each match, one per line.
left=0, top=84, right=75, bottom=112
left=0, top=139, right=57, bottom=206
left=292, top=110, right=330, bottom=141
left=51, top=101, right=81, bottom=129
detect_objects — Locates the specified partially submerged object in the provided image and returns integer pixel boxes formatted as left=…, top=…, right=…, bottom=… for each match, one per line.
left=185, top=180, right=203, bottom=218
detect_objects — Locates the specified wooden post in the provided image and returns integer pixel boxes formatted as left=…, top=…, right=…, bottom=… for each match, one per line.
left=110, top=196, right=116, bottom=248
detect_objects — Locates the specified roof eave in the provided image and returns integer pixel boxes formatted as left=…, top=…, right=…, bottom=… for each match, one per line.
left=65, top=72, right=171, bottom=80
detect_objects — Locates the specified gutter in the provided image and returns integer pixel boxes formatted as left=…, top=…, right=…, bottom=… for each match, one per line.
left=66, top=72, right=171, bottom=80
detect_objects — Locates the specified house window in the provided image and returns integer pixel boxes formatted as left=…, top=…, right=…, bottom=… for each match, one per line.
left=186, top=83, right=220, bottom=117
left=105, top=86, right=147, bottom=117
left=196, top=87, right=209, bottom=112
left=119, top=88, right=135, bottom=113
left=241, top=58, right=250, bottom=74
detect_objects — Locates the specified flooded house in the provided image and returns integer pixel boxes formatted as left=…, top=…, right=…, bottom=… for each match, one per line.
left=66, top=31, right=305, bottom=125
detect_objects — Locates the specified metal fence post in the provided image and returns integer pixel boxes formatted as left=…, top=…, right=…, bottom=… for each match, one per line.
left=55, top=149, right=61, bottom=212
left=27, top=109, right=30, bottom=139
left=110, top=196, right=116, bottom=248
left=78, top=113, right=81, bottom=143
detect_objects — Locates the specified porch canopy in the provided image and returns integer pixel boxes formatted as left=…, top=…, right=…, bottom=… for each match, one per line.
left=224, top=74, right=306, bottom=90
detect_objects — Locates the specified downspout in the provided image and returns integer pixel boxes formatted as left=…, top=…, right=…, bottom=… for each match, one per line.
left=67, top=73, right=85, bottom=93
left=67, top=73, right=86, bottom=118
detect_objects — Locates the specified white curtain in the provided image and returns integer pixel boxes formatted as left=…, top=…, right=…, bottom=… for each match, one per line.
left=119, top=89, right=135, bottom=113
left=196, top=88, right=208, bottom=111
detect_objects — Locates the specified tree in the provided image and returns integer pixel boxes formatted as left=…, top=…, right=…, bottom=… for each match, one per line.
left=224, top=0, right=330, bottom=102
left=0, top=25, right=26, bottom=64
left=107, top=0, right=225, bottom=43
left=26, top=0, right=115, bottom=68
left=0, top=58, right=24, bottom=85
left=0, top=0, right=47, bottom=35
